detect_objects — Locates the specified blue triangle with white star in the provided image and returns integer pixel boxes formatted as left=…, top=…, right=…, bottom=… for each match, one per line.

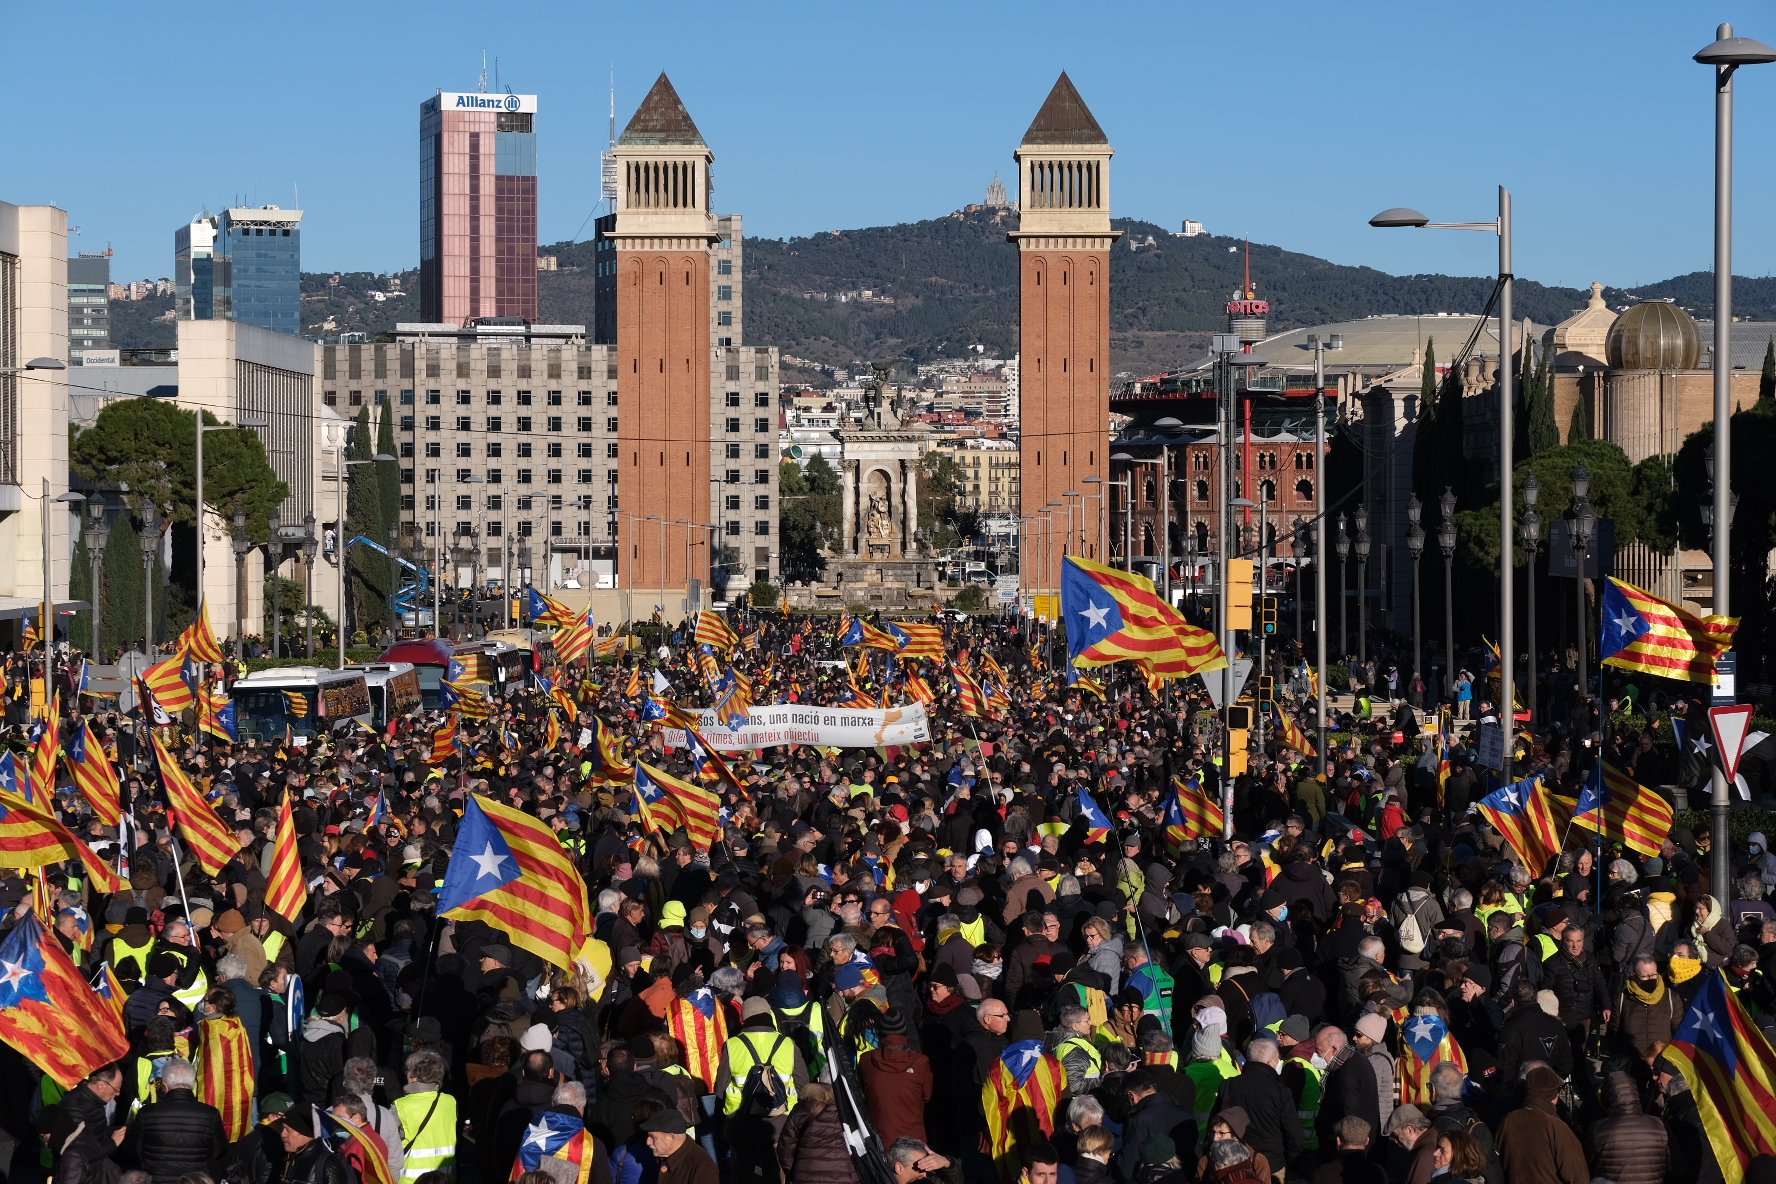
left=436, top=796, right=519, bottom=913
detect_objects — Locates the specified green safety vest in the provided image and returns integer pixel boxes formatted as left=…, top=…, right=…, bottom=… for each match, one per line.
left=1287, top=1055, right=1323, bottom=1152
left=720, top=1030, right=799, bottom=1116
left=1054, top=1035, right=1104, bottom=1083
left=775, top=999, right=829, bottom=1073
left=395, top=1089, right=458, bottom=1182
left=110, top=935, right=154, bottom=981
left=1534, top=933, right=1557, bottom=961
left=263, top=930, right=288, bottom=967
left=1186, top=1058, right=1234, bottom=1126
left=1127, top=963, right=1175, bottom=1036
left=958, top=915, right=986, bottom=947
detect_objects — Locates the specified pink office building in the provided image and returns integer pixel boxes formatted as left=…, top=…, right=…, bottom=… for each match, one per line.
left=418, top=90, right=539, bottom=325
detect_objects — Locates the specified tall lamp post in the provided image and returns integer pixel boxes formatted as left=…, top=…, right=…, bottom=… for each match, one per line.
left=231, top=509, right=252, bottom=644
left=1082, top=475, right=1105, bottom=563
left=1438, top=488, right=1457, bottom=684
left=1697, top=24, right=1776, bottom=893
left=139, top=503, right=160, bottom=654
left=1372, top=187, right=1515, bottom=788
left=265, top=510, right=283, bottom=659
left=194, top=414, right=268, bottom=626
left=1569, top=464, right=1595, bottom=703
left=1517, top=473, right=1541, bottom=724
left=86, top=498, right=109, bottom=658
left=1291, top=515, right=1308, bottom=644
left=300, top=514, right=317, bottom=659
left=1301, top=331, right=1341, bottom=773
left=41, top=483, right=83, bottom=700
left=1353, top=503, right=1371, bottom=669
left=1406, top=494, right=1425, bottom=682
left=1335, top=514, right=1351, bottom=659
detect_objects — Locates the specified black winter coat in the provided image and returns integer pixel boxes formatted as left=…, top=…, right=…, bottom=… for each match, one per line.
left=278, top=1140, right=352, bottom=1184
left=777, top=1101, right=859, bottom=1184
left=1215, top=1064, right=1304, bottom=1169
left=127, top=1088, right=228, bottom=1184
left=1316, top=1051, right=1380, bottom=1154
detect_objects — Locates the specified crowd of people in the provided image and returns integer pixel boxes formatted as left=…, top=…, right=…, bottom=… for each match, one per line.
left=3, top=608, right=1775, bottom=1184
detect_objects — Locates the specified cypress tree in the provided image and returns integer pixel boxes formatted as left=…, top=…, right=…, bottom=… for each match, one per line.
left=1761, top=338, right=1775, bottom=403
left=344, top=406, right=388, bottom=639
left=1567, top=396, right=1592, bottom=443
left=69, top=537, right=90, bottom=652
left=1528, top=347, right=1560, bottom=454
left=102, top=513, right=144, bottom=654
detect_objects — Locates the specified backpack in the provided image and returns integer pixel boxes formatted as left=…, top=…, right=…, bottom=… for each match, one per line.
left=1395, top=890, right=1431, bottom=956
left=737, top=1033, right=791, bottom=1116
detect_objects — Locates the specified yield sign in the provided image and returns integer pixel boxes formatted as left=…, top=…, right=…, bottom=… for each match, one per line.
left=1709, top=703, right=1756, bottom=784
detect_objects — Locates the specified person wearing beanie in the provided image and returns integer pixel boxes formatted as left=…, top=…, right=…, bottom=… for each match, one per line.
left=1495, top=1065, right=1587, bottom=1184
left=277, top=1103, right=351, bottom=1184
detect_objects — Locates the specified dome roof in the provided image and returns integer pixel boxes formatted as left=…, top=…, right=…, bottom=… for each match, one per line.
left=1607, top=302, right=1700, bottom=371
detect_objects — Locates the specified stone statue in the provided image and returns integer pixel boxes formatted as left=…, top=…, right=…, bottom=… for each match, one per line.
left=867, top=491, right=891, bottom=539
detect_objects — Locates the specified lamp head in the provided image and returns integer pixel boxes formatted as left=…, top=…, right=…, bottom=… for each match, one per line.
left=1696, top=31, right=1776, bottom=67
left=1369, top=207, right=1431, bottom=229
left=1570, top=463, right=1591, bottom=500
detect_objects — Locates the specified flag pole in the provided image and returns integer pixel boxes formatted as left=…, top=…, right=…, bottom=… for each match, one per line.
left=169, top=834, right=193, bottom=924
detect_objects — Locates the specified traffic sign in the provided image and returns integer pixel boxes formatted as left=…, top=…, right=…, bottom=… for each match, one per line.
left=1709, top=703, right=1756, bottom=784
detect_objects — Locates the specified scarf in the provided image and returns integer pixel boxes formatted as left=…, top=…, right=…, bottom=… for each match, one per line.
left=1669, top=955, right=1703, bottom=984
left=1625, top=976, right=1667, bottom=1006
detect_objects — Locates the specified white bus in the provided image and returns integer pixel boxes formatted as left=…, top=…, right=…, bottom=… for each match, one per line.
left=230, top=667, right=374, bottom=742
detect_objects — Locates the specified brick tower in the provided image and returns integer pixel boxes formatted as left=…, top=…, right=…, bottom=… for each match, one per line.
left=610, top=74, right=721, bottom=606
left=1012, top=72, right=1118, bottom=603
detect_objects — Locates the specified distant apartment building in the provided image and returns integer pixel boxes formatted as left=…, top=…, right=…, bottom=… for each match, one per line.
left=936, top=437, right=1021, bottom=515
left=174, top=206, right=303, bottom=336
left=419, top=90, right=538, bottom=325
left=67, top=253, right=110, bottom=363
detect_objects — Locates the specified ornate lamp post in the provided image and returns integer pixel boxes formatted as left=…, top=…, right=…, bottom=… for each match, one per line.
left=300, top=514, right=318, bottom=659
left=1292, top=515, right=1308, bottom=644
left=1406, top=494, right=1425, bottom=682
left=138, top=503, right=159, bottom=654
left=1438, top=489, right=1457, bottom=685
left=231, top=509, right=253, bottom=645
left=1335, top=513, right=1351, bottom=658
left=1353, top=503, right=1371, bottom=669
left=265, top=509, right=283, bottom=659
left=1570, top=464, right=1596, bottom=699
left=86, top=498, right=110, bottom=658
left=1517, top=473, right=1541, bottom=723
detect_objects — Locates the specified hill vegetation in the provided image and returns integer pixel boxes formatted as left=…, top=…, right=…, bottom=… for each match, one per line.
left=105, top=208, right=1776, bottom=378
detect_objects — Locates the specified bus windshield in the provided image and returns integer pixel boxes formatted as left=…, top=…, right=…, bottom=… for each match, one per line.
left=233, top=688, right=314, bottom=742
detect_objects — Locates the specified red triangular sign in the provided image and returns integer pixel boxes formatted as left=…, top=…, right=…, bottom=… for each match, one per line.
left=1709, top=704, right=1756, bottom=783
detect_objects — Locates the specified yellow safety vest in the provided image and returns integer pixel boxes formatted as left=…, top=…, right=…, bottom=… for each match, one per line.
left=394, top=1089, right=457, bottom=1182
left=111, top=936, right=155, bottom=981
left=172, top=966, right=211, bottom=1012
left=1054, top=1035, right=1104, bottom=1082
left=720, top=1030, right=799, bottom=1116
left=958, top=915, right=986, bottom=947
left=1287, top=1055, right=1323, bottom=1152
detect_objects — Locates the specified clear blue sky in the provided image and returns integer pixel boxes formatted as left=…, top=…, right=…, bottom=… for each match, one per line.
left=8, top=0, right=1775, bottom=296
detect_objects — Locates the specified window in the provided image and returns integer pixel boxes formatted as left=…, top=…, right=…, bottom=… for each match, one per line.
left=577, top=469, right=593, bottom=484
left=399, top=442, right=415, bottom=459
left=754, top=443, right=770, bottom=459
left=456, top=390, right=472, bottom=405
left=518, top=496, right=534, bottom=511
left=577, top=416, right=593, bottom=432
left=424, top=415, right=441, bottom=431
left=455, top=416, right=471, bottom=432
left=517, top=417, right=532, bottom=432
left=424, top=442, right=442, bottom=458
left=549, top=495, right=564, bottom=511
left=514, top=521, right=529, bottom=537
left=517, top=442, right=533, bottom=458
left=323, top=392, right=338, bottom=408
left=725, top=443, right=742, bottom=459
left=547, top=470, right=563, bottom=485
left=1295, top=452, right=1315, bottom=470
left=605, top=417, right=618, bottom=432
left=455, top=442, right=472, bottom=458
left=726, top=521, right=741, bottom=536
left=425, top=468, right=440, bottom=484
left=754, top=417, right=770, bottom=433
left=607, top=443, right=619, bottom=458
left=546, top=416, right=562, bottom=432
left=606, top=393, right=618, bottom=407
left=486, top=391, right=503, bottom=406
left=518, top=391, right=533, bottom=405
left=455, top=468, right=472, bottom=483
left=718, top=285, right=732, bottom=301
left=487, top=416, right=502, bottom=432
left=401, top=494, right=415, bottom=511
left=486, top=442, right=502, bottom=457
left=400, top=390, right=415, bottom=406
left=725, top=392, right=741, bottom=408
left=547, top=391, right=563, bottom=406
left=754, top=521, right=770, bottom=536
left=425, top=390, right=442, bottom=405
left=455, top=495, right=472, bottom=511
left=577, top=391, right=593, bottom=406
left=725, top=417, right=741, bottom=433
left=487, top=495, right=502, bottom=511
left=424, top=495, right=439, bottom=511
left=725, top=469, right=741, bottom=484
left=400, top=415, right=415, bottom=430
left=550, top=522, right=564, bottom=537
left=547, top=442, right=562, bottom=458
left=577, top=442, right=593, bottom=458
left=518, top=469, right=533, bottom=484
left=755, top=392, right=771, bottom=408
left=717, top=311, right=733, bottom=327
left=487, top=522, right=503, bottom=538
left=726, top=495, right=741, bottom=511
left=754, top=495, right=770, bottom=511
left=754, top=469, right=769, bottom=485
left=718, top=258, right=733, bottom=275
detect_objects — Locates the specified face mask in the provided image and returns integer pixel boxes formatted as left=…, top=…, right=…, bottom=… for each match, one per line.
left=690, top=927, right=706, bottom=940
left=1273, top=905, right=1289, bottom=922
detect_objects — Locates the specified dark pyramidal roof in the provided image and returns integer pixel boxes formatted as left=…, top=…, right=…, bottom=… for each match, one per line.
left=619, top=73, right=706, bottom=147
left=1021, top=72, right=1107, bottom=146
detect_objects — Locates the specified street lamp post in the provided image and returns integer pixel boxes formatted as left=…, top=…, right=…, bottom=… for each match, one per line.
left=1518, top=473, right=1541, bottom=725
left=1373, top=187, right=1515, bottom=782
left=1301, top=332, right=1341, bottom=776
left=1570, top=464, right=1595, bottom=704
left=231, top=509, right=252, bottom=644
left=138, top=503, right=159, bottom=654
left=86, top=498, right=109, bottom=658
left=1082, top=476, right=1105, bottom=563
left=300, top=514, right=317, bottom=659
left=41, top=483, right=83, bottom=700
left=1335, top=514, right=1351, bottom=660
left=1353, top=503, right=1371, bottom=670
left=1406, top=494, right=1425, bottom=684
left=337, top=452, right=397, bottom=669
left=1292, top=515, right=1307, bottom=644
left=1697, top=23, right=1776, bottom=893
left=1438, top=489, right=1457, bottom=687
left=266, top=510, right=282, bottom=660
left=194, top=414, right=267, bottom=630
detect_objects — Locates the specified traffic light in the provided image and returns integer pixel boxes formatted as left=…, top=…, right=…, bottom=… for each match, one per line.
left=1228, top=559, right=1254, bottom=631
left=1259, top=675, right=1275, bottom=704
left=1261, top=595, right=1278, bottom=636
left=1226, top=704, right=1252, bottom=730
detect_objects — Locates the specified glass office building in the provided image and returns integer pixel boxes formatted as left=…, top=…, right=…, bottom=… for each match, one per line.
left=419, top=91, right=539, bottom=325
left=175, top=206, right=302, bottom=337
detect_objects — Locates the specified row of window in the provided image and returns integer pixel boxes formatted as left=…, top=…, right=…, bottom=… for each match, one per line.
left=406, top=415, right=619, bottom=433
left=410, top=517, right=772, bottom=541
left=411, top=441, right=619, bottom=459
left=409, top=492, right=772, bottom=513
left=723, top=444, right=774, bottom=459
left=411, top=466, right=776, bottom=488
left=723, top=392, right=773, bottom=408
left=724, top=417, right=773, bottom=433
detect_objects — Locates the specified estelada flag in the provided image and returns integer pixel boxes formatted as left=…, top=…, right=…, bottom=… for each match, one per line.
left=1396, top=1013, right=1467, bottom=1106
left=1476, top=775, right=1564, bottom=875
left=194, top=1012, right=256, bottom=1140
left=66, top=720, right=121, bottom=827
left=1061, top=554, right=1228, bottom=675
left=91, top=963, right=128, bottom=1028
left=1073, top=785, right=1113, bottom=844
left=953, top=668, right=992, bottom=719
left=665, top=986, right=730, bottom=1090
left=887, top=621, right=945, bottom=662
left=552, top=611, right=594, bottom=667
left=152, top=733, right=241, bottom=876
left=1663, top=969, right=1776, bottom=1177
left=507, top=1109, right=593, bottom=1184
left=0, top=786, right=124, bottom=892
left=429, top=717, right=459, bottom=764
left=1166, top=775, right=1223, bottom=844
left=982, top=1039, right=1067, bottom=1182
left=839, top=614, right=898, bottom=651
left=1573, top=761, right=1674, bottom=859
left=634, top=763, right=722, bottom=852
left=141, top=652, right=195, bottom=713
left=264, top=792, right=307, bottom=924
left=282, top=691, right=309, bottom=718
left=0, top=912, right=129, bottom=1088
left=180, top=601, right=226, bottom=664
left=28, top=695, right=59, bottom=805
left=1271, top=702, right=1317, bottom=758
left=1601, top=576, right=1738, bottom=686
left=436, top=793, right=593, bottom=972
left=584, top=717, right=634, bottom=785
left=694, top=609, right=737, bottom=655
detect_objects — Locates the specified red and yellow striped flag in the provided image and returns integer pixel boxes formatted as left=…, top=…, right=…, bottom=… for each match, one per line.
left=1601, top=577, right=1738, bottom=686
left=1574, top=762, right=1674, bottom=859
left=982, top=1041, right=1068, bottom=1181
left=694, top=610, right=737, bottom=654
left=1166, top=775, right=1224, bottom=844
left=634, top=763, right=722, bottom=852
left=180, top=601, right=226, bottom=664
left=264, top=792, right=306, bottom=923
left=66, top=721, right=120, bottom=827
left=436, top=793, right=593, bottom=972
left=1271, top=703, right=1317, bottom=758
left=664, top=987, right=730, bottom=1090
left=152, top=733, right=239, bottom=876
left=28, top=695, right=59, bottom=804
left=430, top=716, right=459, bottom=764
left=194, top=1013, right=256, bottom=1140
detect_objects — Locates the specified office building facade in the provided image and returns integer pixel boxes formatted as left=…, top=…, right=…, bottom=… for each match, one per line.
left=174, top=206, right=303, bottom=336
left=67, top=253, right=110, bottom=363
left=419, top=91, right=539, bottom=326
